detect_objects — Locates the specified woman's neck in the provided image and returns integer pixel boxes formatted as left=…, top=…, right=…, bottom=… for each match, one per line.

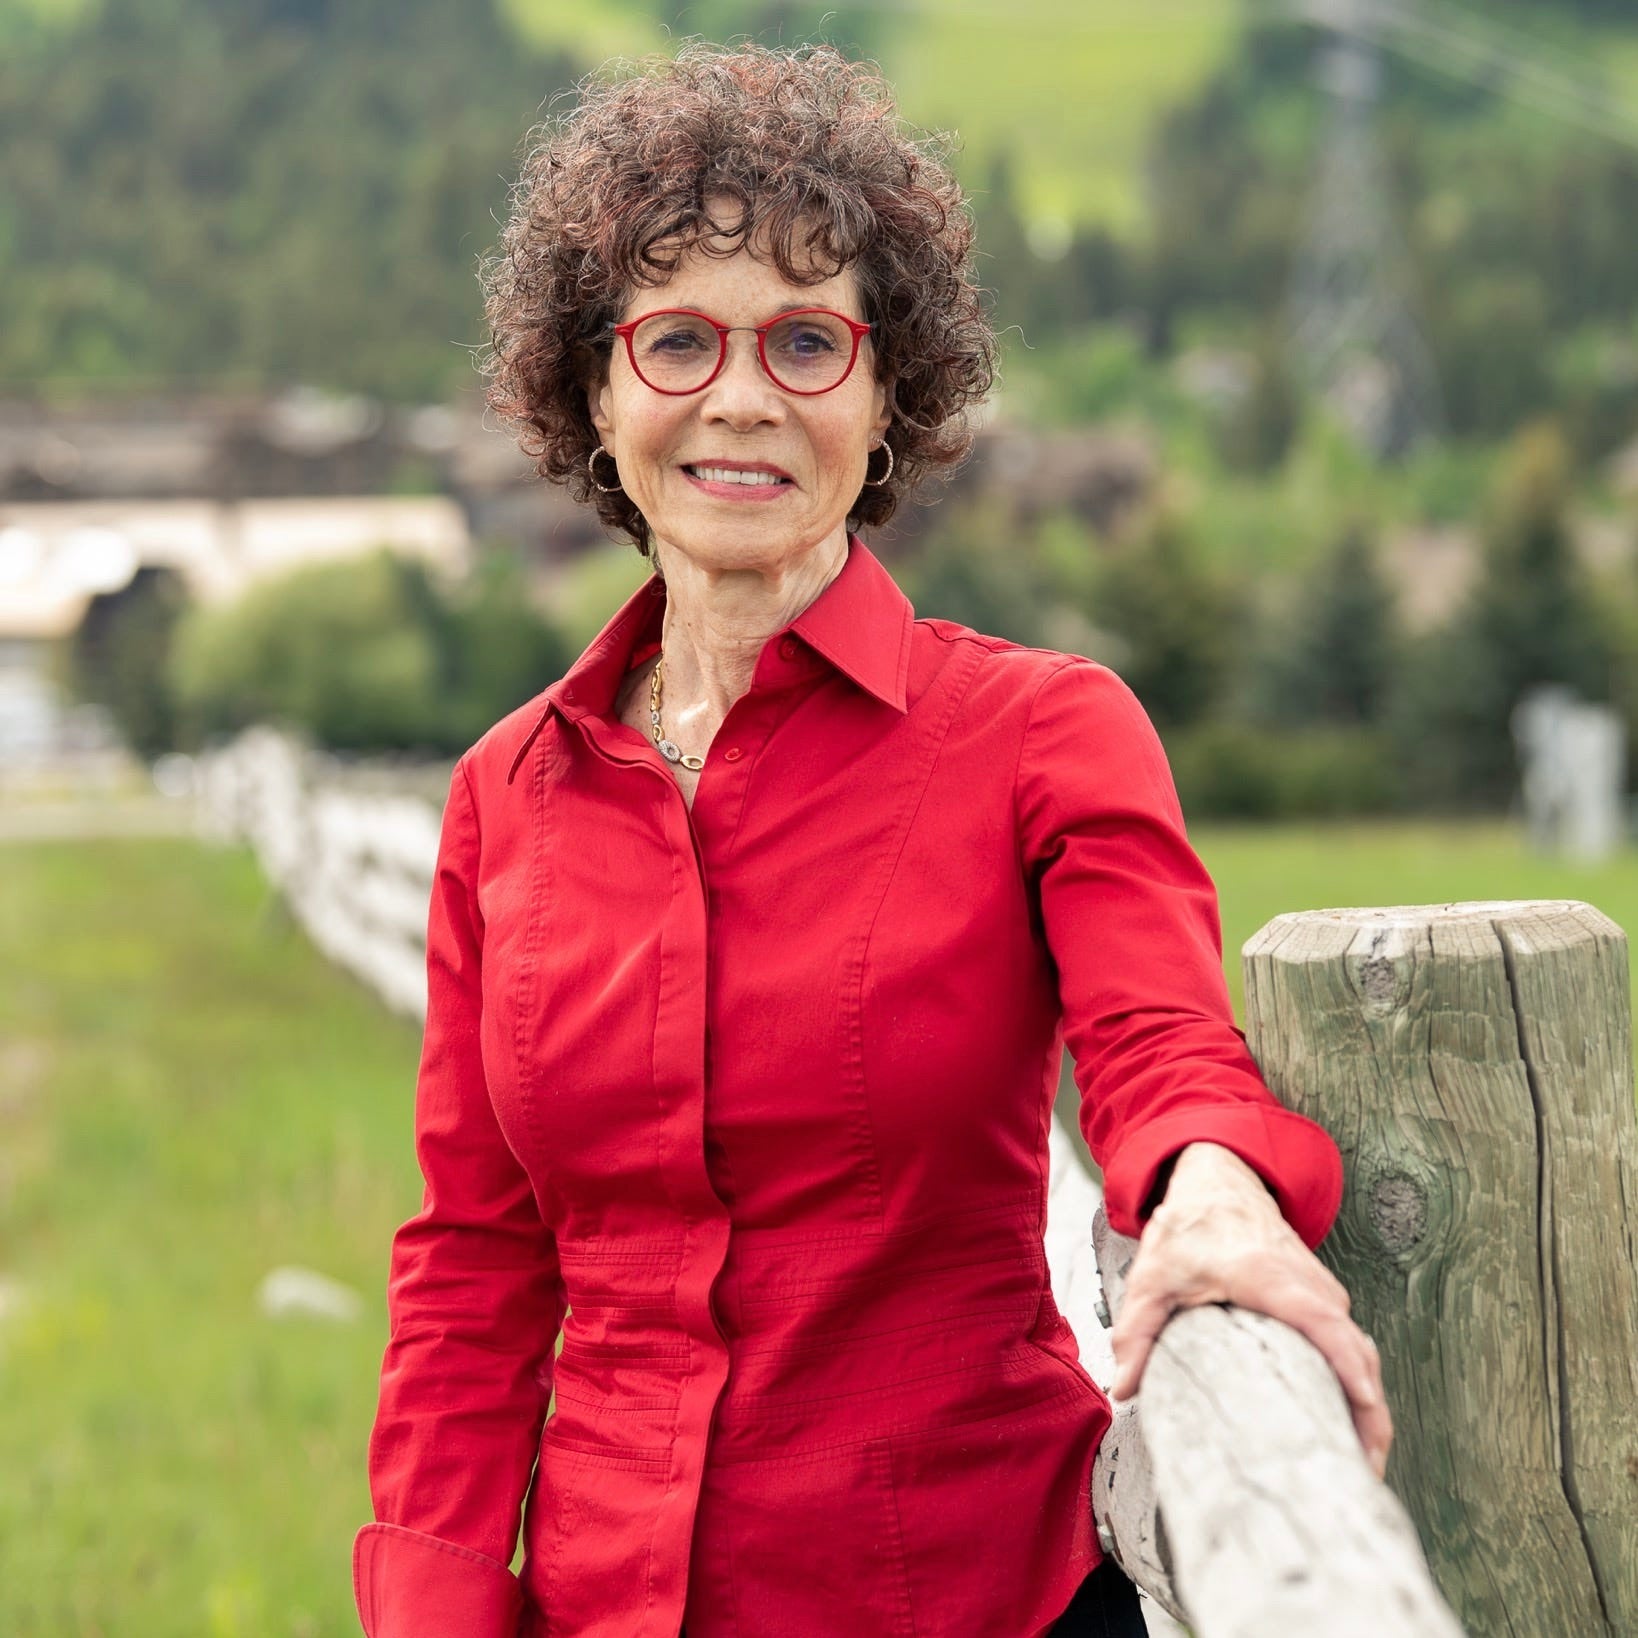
left=649, top=534, right=849, bottom=729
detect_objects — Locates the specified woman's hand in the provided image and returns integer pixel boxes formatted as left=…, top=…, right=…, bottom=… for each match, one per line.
left=1107, top=1140, right=1393, bottom=1481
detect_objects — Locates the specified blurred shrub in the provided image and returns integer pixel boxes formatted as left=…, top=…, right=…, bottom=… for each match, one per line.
left=439, top=551, right=576, bottom=748
left=1166, top=722, right=1403, bottom=821
left=1212, top=339, right=1299, bottom=476
left=1430, top=275, right=1554, bottom=441
left=1397, top=443, right=1497, bottom=527
left=64, top=565, right=191, bottom=757
left=901, top=501, right=1053, bottom=649
left=1551, top=326, right=1638, bottom=464
left=171, top=549, right=570, bottom=754
left=1006, top=322, right=1192, bottom=431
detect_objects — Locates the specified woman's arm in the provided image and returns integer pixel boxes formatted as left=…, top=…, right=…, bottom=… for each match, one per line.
left=1015, top=658, right=1389, bottom=1473
left=355, top=759, right=567, bottom=1638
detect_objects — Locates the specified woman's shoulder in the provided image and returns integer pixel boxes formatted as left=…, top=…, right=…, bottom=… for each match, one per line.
left=912, top=615, right=1136, bottom=721
left=450, top=688, right=561, bottom=801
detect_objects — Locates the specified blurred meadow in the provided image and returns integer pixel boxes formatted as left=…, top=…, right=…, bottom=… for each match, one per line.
left=5, top=0, right=1638, bottom=1631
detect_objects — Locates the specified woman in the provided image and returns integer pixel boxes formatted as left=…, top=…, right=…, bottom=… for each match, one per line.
left=355, top=43, right=1390, bottom=1638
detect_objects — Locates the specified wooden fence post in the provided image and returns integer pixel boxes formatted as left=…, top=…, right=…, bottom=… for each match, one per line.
left=1243, top=900, right=1638, bottom=1636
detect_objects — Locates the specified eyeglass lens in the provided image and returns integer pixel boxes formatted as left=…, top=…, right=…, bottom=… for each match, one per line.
left=628, top=312, right=857, bottom=393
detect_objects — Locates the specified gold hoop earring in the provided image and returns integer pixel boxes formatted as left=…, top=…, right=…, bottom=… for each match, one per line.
left=588, top=446, right=622, bottom=494
left=864, top=441, right=895, bottom=488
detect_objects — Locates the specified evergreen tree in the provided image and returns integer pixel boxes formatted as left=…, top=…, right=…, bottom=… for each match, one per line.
left=1090, top=515, right=1241, bottom=730
left=1253, top=524, right=1398, bottom=728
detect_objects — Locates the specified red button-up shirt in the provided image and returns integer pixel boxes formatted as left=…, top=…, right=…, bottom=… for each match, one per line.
left=354, top=536, right=1342, bottom=1638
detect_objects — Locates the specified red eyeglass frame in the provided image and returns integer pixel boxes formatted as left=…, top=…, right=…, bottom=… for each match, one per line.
left=610, top=307, right=874, bottom=396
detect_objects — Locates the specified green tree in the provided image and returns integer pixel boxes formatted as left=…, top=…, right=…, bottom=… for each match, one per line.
left=901, top=500, right=1050, bottom=650
left=1089, top=514, right=1241, bottom=730
left=171, top=551, right=444, bottom=751
left=1251, top=524, right=1399, bottom=728
left=1213, top=336, right=1300, bottom=475
left=0, top=0, right=575, bottom=398
left=440, top=550, right=575, bottom=748
left=65, top=565, right=191, bottom=757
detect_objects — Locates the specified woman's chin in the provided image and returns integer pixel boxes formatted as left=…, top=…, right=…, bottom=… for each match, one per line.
left=651, top=514, right=842, bottom=576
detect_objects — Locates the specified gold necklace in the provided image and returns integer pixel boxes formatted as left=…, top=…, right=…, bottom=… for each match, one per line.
left=648, top=656, right=705, bottom=771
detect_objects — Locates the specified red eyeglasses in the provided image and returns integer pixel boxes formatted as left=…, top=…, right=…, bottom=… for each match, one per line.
left=611, top=307, right=873, bottom=396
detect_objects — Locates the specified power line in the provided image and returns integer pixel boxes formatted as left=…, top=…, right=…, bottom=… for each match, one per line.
left=1282, top=0, right=1638, bottom=152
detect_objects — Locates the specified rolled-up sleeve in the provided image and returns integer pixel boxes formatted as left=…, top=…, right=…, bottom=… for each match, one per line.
left=1015, top=657, right=1342, bottom=1245
left=354, top=757, right=566, bottom=1637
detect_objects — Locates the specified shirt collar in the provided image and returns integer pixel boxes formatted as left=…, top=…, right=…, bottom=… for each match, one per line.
left=507, top=535, right=912, bottom=784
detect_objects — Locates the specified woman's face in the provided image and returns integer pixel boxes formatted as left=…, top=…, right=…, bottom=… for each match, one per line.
left=589, top=229, right=892, bottom=579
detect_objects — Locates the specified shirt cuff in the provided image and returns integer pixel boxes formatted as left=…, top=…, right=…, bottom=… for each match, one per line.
left=353, top=1522, right=523, bottom=1638
left=1100, top=1102, right=1343, bottom=1248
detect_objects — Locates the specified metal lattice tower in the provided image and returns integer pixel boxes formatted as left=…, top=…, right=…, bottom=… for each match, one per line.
left=1285, top=0, right=1444, bottom=459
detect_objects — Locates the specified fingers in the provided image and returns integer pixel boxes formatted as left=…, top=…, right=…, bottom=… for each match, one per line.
left=1108, top=1277, right=1172, bottom=1401
left=1350, top=1335, right=1394, bottom=1480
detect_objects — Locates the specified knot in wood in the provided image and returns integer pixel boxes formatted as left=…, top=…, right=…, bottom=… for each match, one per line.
left=1368, top=1171, right=1429, bottom=1254
left=1357, top=955, right=1402, bottom=1016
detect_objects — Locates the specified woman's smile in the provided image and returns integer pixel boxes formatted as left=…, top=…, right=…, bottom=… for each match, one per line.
left=681, top=458, right=797, bottom=500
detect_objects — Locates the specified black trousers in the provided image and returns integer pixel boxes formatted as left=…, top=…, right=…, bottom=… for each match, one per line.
left=677, top=1559, right=1149, bottom=1636
left=1048, top=1559, right=1149, bottom=1636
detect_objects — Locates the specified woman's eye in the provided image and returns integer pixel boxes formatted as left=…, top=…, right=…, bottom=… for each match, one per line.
left=784, top=327, right=839, bottom=356
left=647, top=329, right=710, bottom=354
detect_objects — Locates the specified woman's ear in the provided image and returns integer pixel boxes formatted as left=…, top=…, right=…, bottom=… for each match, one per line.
left=588, top=371, right=614, bottom=444
left=870, top=374, right=895, bottom=444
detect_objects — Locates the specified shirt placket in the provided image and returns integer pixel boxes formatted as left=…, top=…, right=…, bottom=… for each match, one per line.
left=570, top=635, right=818, bottom=1633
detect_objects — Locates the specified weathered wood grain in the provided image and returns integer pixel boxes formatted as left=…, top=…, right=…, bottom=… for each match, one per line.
left=1089, top=1213, right=1185, bottom=1623
left=1243, top=901, right=1638, bottom=1637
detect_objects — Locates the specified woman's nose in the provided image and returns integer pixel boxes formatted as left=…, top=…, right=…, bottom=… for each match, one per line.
left=701, top=333, right=786, bottom=423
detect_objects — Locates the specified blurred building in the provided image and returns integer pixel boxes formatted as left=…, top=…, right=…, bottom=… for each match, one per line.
left=0, top=493, right=472, bottom=759
left=0, top=386, right=616, bottom=761
left=0, top=387, right=600, bottom=549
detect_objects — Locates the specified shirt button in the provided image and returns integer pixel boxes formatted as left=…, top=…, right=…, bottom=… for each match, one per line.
left=778, top=637, right=798, bottom=661
left=723, top=747, right=742, bottom=763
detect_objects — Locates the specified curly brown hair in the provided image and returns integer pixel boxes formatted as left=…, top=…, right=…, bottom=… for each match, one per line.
left=480, top=42, right=997, bottom=555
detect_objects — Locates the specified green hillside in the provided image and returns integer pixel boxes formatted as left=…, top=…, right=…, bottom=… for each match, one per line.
left=4, top=0, right=1638, bottom=407
left=894, top=2, right=1238, bottom=233
left=490, top=0, right=1241, bottom=231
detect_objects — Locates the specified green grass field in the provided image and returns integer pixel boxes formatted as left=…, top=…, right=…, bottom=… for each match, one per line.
left=2, top=823, right=1634, bottom=1634
left=1195, top=816, right=1638, bottom=1016
left=0, top=841, right=421, bottom=1638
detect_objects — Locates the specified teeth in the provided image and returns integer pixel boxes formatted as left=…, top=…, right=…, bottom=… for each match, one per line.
left=691, top=466, right=786, bottom=486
